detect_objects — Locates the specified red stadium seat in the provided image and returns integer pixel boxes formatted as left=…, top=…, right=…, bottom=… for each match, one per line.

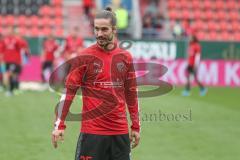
left=168, top=0, right=177, bottom=9
left=167, top=0, right=240, bottom=41
left=30, top=26, right=40, bottom=37
left=54, top=27, right=64, bottom=37
left=204, top=10, right=214, bottom=20
left=192, top=0, right=201, bottom=9
left=29, top=15, right=39, bottom=27
left=16, top=15, right=27, bottom=27
left=203, top=0, right=212, bottom=10
left=234, top=32, right=240, bottom=41
left=41, top=26, right=51, bottom=36
left=39, top=16, right=51, bottom=27
left=229, top=11, right=239, bottom=21
left=227, top=1, right=239, bottom=10
left=39, top=5, right=52, bottom=17
left=0, top=16, right=2, bottom=26
left=54, top=6, right=63, bottom=17
left=182, top=10, right=191, bottom=20
left=193, top=10, right=202, bottom=20
left=52, top=0, right=63, bottom=6
left=225, top=21, right=233, bottom=32
left=54, top=17, right=63, bottom=27
left=208, top=21, right=219, bottom=31
left=169, top=9, right=180, bottom=20
left=232, top=21, right=240, bottom=32
left=180, top=0, right=191, bottom=9
left=0, top=27, right=6, bottom=34
left=209, top=31, right=218, bottom=40
left=221, top=31, right=231, bottom=41
left=0, top=16, right=6, bottom=26
left=216, top=11, right=226, bottom=21
left=18, top=26, right=28, bottom=36
left=219, top=21, right=228, bottom=31
left=193, top=20, right=203, bottom=31
left=196, top=30, right=206, bottom=40
left=49, top=17, right=57, bottom=27
left=216, top=0, right=225, bottom=10
left=5, top=15, right=15, bottom=26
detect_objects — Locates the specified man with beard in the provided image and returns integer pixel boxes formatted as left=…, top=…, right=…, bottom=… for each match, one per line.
left=51, top=7, right=140, bottom=160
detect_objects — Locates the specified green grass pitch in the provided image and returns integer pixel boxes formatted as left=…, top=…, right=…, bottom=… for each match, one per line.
left=0, top=86, right=239, bottom=160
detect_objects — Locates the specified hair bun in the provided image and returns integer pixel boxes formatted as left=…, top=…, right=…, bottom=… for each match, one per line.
left=105, top=6, right=112, bottom=12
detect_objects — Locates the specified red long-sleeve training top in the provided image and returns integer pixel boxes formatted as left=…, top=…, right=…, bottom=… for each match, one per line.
left=54, top=43, right=140, bottom=135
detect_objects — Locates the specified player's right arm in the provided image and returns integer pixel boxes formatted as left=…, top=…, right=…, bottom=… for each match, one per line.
left=51, top=57, right=87, bottom=148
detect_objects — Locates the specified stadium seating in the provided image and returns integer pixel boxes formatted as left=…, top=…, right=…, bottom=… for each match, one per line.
left=167, top=0, right=240, bottom=41
left=0, top=0, right=64, bottom=37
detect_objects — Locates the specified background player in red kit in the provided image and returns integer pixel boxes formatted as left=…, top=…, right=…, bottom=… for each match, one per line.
left=182, top=35, right=207, bottom=96
left=0, top=33, right=5, bottom=90
left=1, top=27, right=27, bottom=96
left=41, top=34, right=59, bottom=83
left=51, top=7, right=140, bottom=160
left=63, top=26, right=84, bottom=60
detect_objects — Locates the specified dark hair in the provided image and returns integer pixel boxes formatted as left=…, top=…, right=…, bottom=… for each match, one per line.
left=95, top=7, right=117, bottom=26
left=191, top=35, right=199, bottom=43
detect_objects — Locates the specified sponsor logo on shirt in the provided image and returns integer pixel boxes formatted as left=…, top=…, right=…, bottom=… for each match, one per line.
left=117, top=62, right=125, bottom=72
left=93, top=62, right=102, bottom=73
left=93, top=81, right=123, bottom=88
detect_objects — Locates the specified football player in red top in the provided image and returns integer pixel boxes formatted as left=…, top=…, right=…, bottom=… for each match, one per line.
left=0, top=33, right=5, bottom=90
left=182, top=35, right=207, bottom=96
left=63, top=26, right=84, bottom=60
left=1, top=27, right=27, bottom=96
left=52, top=7, right=140, bottom=160
left=41, top=34, right=59, bottom=83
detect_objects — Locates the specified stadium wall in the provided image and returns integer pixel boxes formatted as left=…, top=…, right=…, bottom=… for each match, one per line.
left=26, top=38, right=240, bottom=60
left=21, top=38, right=240, bottom=87
left=20, top=57, right=240, bottom=87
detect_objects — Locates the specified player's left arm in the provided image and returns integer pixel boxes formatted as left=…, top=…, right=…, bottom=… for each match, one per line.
left=194, top=44, right=201, bottom=69
left=194, top=53, right=200, bottom=68
left=124, top=54, right=141, bottom=149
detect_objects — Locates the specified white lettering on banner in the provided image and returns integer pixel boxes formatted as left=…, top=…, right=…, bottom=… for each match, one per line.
left=129, top=42, right=177, bottom=60
left=141, top=60, right=239, bottom=86
left=146, top=63, right=155, bottom=83
left=198, top=63, right=219, bottom=85
left=178, top=61, right=187, bottom=84
left=169, top=43, right=177, bottom=60
left=159, top=42, right=168, bottom=60
left=225, top=63, right=240, bottom=86
left=161, top=62, right=178, bottom=84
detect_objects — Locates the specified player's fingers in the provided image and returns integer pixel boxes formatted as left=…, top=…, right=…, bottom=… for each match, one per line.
left=129, top=134, right=133, bottom=142
left=131, top=134, right=140, bottom=149
left=51, top=134, right=58, bottom=148
left=59, top=133, right=64, bottom=141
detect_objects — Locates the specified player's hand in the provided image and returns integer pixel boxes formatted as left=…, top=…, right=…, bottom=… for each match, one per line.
left=51, top=129, right=64, bottom=148
left=130, top=130, right=140, bottom=149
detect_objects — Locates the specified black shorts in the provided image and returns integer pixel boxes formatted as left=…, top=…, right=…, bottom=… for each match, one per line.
left=6, top=63, right=21, bottom=74
left=186, top=65, right=196, bottom=74
left=42, top=61, right=53, bottom=71
left=75, top=133, right=131, bottom=160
